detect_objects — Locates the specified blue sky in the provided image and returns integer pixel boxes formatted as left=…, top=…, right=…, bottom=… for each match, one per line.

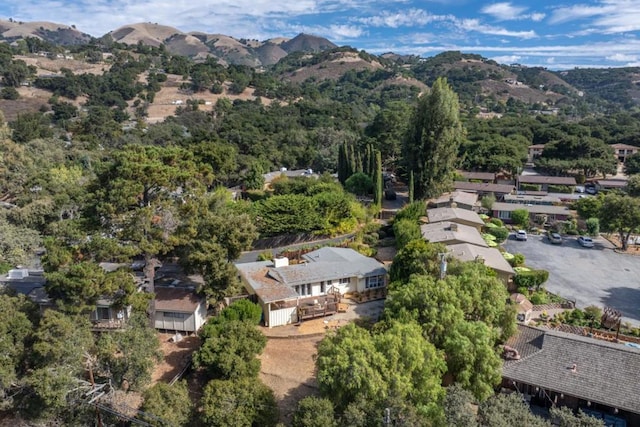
left=2, top=0, right=640, bottom=69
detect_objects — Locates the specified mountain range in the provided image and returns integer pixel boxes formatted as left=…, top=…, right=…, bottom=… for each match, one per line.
left=1, top=18, right=640, bottom=111
left=0, top=19, right=337, bottom=67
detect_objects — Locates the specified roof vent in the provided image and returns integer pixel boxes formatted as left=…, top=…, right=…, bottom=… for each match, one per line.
left=273, top=257, right=289, bottom=268
left=8, top=269, right=29, bottom=279
left=570, top=363, right=577, bottom=373
left=449, top=223, right=458, bottom=232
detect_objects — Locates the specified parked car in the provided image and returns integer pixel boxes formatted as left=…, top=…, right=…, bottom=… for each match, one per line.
left=515, top=230, right=528, bottom=241
left=577, top=236, right=594, bottom=248
left=548, top=232, right=563, bottom=245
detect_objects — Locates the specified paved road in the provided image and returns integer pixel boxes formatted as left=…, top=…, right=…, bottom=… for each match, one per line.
left=504, top=233, right=640, bottom=326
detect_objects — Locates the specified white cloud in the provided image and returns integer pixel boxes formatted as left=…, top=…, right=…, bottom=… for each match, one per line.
left=329, top=24, right=366, bottom=39
left=457, top=18, right=537, bottom=38
left=549, top=5, right=605, bottom=24
left=549, top=1, right=640, bottom=33
left=530, top=13, right=546, bottom=22
left=357, top=9, right=448, bottom=28
left=480, top=2, right=545, bottom=22
left=606, top=53, right=638, bottom=62
left=491, top=54, right=522, bottom=64
left=481, top=2, right=526, bottom=20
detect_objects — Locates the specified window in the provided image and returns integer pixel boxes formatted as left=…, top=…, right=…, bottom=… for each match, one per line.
left=97, top=307, right=110, bottom=320
left=320, top=281, right=326, bottom=293
left=498, top=210, right=511, bottom=220
left=164, top=312, right=186, bottom=319
left=365, top=275, right=385, bottom=289
left=294, top=284, right=312, bottom=296
left=339, top=277, right=351, bottom=284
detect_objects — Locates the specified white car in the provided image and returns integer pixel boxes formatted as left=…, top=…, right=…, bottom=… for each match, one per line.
left=515, top=230, right=528, bottom=241
left=578, top=236, right=594, bottom=248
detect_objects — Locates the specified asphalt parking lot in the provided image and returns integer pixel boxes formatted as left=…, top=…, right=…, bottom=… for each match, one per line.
left=504, top=233, right=640, bottom=326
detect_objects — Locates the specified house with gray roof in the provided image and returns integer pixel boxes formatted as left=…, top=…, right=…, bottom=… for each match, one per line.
left=517, top=175, right=577, bottom=191
left=427, top=207, right=485, bottom=231
left=454, top=181, right=515, bottom=196
left=447, top=243, right=515, bottom=286
left=420, top=221, right=488, bottom=248
left=502, top=325, right=640, bottom=425
left=491, top=202, right=572, bottom=224
left=234, top=247, right=387, bottom=327
left=430, top=191, right=479, bottom=211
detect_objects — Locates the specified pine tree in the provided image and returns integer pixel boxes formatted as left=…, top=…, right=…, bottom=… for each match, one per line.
left=402, top=78, right=463, bottom=199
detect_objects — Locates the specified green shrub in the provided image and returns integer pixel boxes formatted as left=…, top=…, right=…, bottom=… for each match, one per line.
left=363, top=233, right=379, bottom=246
left=487, top=226, right=509, bottom=243
left=257, top=250, right=273, bottom=261
left=395, top=201, right=426, bottom=222
left=393, top=219, right=421, bottom=249
left=585, top=217, right=600, bottom=236
left=509, top=253, right=525, bottom=267
left=547, top=184, right=574, bottom=193
left=529, top=291, right=549, bottom=305
left=1, top=86, right=19, bottom=100
left=489, top=218, right=504, bottom=227
left=511, top=209, right=530, bottom=228
left=520, top=183, right=541, bottom=191
left=513, top=269, right=549, bottom=290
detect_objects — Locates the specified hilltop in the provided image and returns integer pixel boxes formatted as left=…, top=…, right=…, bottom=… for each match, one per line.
left=0, top=18, right=91, bottom=45
left=1, top=18, right=640, bottom=116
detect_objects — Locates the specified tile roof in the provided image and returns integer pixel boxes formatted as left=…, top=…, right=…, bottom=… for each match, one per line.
left=154, top=287, right=204, bottom=312
left=235, top=248, right=387, bottom=304
left=447, top=243, right=515, bottom=276
left=503, top=325, right=640, bottom=414
left=454, top=181, right=515, bottom=194
left=518, top=175, right=577, bottom=185
left=420, top=221, right=488, bottom=248
left=427, top=207, right=485, bottom=227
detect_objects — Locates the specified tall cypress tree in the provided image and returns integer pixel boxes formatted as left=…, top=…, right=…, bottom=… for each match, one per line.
left=338, top=142, right=348, bottom=184
left=373, top=150, right=383, bottom=211
left=402, top=78, right=463, bottom=199
left=409, top=170, right=415, bottom=204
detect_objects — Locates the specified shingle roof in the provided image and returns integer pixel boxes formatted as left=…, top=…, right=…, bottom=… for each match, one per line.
left=235, top=248, right=387, bottom=304
left=447, top=243, right=515, bottom=276
left=503, top=194, right=561, bottom=204
left=492, top=202, right=572, bottom=216
left=454, top=181, right=515, bottom=194
left=518, top=175, right=577, bottom=185
left=596, top=179, right=628, bottom=188
left=154, top=287, right=204, bottom=312
left=610, top=143, right=638, bottom=151
left=431, top=191, right=479, bottom=207
left=459, top=171, right=496, bottom=181
left=503, top=325, right=640, bottom=414
left=427, top=207, right=485, bottom=227
left=420, top=221, right=488, bottom=247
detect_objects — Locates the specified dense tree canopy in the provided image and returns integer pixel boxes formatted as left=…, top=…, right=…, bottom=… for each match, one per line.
left=403, top=77, right=464, bottom=199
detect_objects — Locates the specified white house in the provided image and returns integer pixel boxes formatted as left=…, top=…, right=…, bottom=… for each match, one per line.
left=153, top=287, right=207, bottom=333
left=235, top=247, right=387, bottom=328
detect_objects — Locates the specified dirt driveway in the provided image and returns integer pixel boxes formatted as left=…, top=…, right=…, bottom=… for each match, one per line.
left=258, top=299, right=385, bottom=424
